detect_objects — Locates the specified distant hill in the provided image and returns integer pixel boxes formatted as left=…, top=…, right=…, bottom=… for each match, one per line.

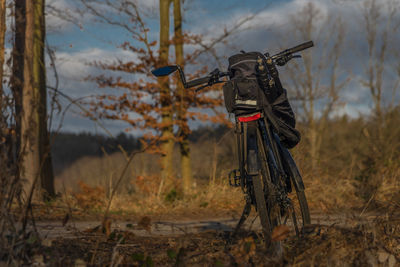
left=50, top=132, right=141, bottom=174
left=51, top=125, right=231, bottom=175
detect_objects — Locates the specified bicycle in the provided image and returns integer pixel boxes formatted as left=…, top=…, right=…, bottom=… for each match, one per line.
left=152, top=41, right=313, bottom=245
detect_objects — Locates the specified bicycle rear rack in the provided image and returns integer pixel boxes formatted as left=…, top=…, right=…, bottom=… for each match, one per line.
left=228, top=169, right=241, bottom=187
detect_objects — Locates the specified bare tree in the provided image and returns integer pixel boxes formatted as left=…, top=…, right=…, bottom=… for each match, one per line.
left=173, top=0, right=193, bottom=194
left=19, top=0, right=39, bottom=197
left=0, top=0, right=5, bottom=95
left=158, top=0, right=174, bottom=193
left=34, top=0, right=55, bottom=198
left=360, top=0, right=400, bottom=124
left=0, top=0, right=8, bottom=191
left=285, top=2, right=348, bottom=170
left=16, top=0, right=55, bottom=199
left=0, top=0, right=6, bottom=165
left=11, top=0, right=24, bottom=163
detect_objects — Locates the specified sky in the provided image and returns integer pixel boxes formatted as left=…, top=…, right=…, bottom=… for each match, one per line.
left=40, top=0, right=400, bottom=136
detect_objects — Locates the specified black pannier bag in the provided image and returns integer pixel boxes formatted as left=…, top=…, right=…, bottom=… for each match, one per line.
left=223, top=51, right=301, bottom=148
left=223, top=52, right=263, bottom=113
left=267, top=89, right=301, bottom=148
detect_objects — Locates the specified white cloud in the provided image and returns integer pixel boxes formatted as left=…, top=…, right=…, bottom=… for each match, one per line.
left=46, top=0, right=160, bottom=34
left=135, top=0, right=158, bottom=10
left=47, top=47, right=148, bottom=134
left=54, top=48, right=137, bottom=78
left=191, top=0, right=334, bottom=42
left=332, top=103, right=369, bottom=118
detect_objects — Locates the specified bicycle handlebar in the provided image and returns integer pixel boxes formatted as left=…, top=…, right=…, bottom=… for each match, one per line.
left=270, top=41, right=314, bottom=64
left=186, top=76, right=212, bottom=88
left=283, top=41, right=314, bottom=56
left=186, top=70, right=229, bottom=91
left=151, top=41, right=314, bottom=91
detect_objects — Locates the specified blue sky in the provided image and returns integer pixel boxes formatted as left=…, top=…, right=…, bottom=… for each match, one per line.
left=47, top=0, right=290, bottom=52
left=43, top=0, right=400, bottom=136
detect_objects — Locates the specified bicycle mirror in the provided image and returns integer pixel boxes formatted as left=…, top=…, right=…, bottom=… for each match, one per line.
left=151, top=65, right=178, bottom=77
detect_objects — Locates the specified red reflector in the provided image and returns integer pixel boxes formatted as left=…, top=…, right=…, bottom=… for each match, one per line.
left=237, top=113, right=261, bottom=122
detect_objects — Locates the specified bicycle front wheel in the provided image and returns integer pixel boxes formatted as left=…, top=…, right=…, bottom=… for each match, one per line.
left=278, top=143, right=311, bottom=228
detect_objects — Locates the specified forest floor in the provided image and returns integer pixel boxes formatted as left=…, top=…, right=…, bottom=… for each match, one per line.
left=26, top=210, right=400, bottom=266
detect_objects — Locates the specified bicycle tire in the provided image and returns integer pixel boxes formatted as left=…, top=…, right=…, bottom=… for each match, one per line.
left=257, top=122, right=310, bottom=235
left=252, top=173, right=273, bottom=239
left=293, top=184, right=311, bottom=225
left=255, top=135, right=284, bottom=254
left=279, top=144, right=311, bottom=227
left=255, top=128, right=281, bottom=238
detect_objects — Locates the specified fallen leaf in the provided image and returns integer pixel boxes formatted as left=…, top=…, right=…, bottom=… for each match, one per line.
left=33, top=254, right=44, bottom=265
left=42, top=238, right=52, bottom=247
left=378, top=251, right=389, bottom=263
left=84, top=225, right=100, bottom=233
left=102, top=219, right=112, bottom=237
left=74, top=258, right=87, bottom=267
left=388, top=254, right=396, bottom=267
left=271, top=225, right=291, bottom=242
left=138, top=216, right=151, bottom=233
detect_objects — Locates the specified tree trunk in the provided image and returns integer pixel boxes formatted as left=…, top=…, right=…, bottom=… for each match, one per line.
left=0, top=0, right=7, bottom=195
left=158, top=0, right=174, bottom=196
left=309, top=119, right=318, bottom=170
left=0, top=0, right=5, bottom=94
left=34, top=0, right=55, bottom=199
left=173, top=0, right=192, bottom=194
left=11, top=0, right=25, bottom=171
left=20, top=0, right=40, bottom=198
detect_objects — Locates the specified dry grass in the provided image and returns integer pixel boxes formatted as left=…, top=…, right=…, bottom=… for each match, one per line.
left=109, top=181, right=243, bottom=217
left=55, top=152, right=160, bottom=194
left=301, top=172, right=362, bottom=213
left=51, top=109, right=400, bottom=219
left=58, top=179, right=243, bottom=219
left=52, top=151, right=363, bottom=219
left=53, top=137, right=243, bottom=219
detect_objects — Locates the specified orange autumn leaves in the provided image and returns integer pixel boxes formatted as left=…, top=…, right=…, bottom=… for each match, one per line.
left=87, top=35, right=229, bottom=152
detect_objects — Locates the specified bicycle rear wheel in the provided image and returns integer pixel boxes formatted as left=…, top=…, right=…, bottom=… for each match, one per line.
left=256, top=124, right=310, bottom=237
left=252, top=173, right=273, bottom=239
left=253, top=127, right=282, bottom=242
left=244, top=121, right=277, bottom=244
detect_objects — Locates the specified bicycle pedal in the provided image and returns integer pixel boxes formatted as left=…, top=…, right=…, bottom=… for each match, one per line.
left=228, top=169, right=241, bottom=187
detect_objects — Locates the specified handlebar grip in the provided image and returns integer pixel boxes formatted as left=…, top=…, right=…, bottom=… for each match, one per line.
left=288, top=41, right=314, bottom=54
left=186, top=76, right=210, bottom=88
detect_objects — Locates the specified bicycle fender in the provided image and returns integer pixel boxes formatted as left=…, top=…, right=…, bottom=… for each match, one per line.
left=275, top=137, right=305, bottom=191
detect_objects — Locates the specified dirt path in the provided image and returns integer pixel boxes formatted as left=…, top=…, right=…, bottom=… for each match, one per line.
left=26, top=211, right=399, bottom=266
left=35, top=212, right=378, bottom=239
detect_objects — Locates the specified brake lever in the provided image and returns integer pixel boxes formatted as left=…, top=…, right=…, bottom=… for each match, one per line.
left=275, top=54, right=302, bottom=66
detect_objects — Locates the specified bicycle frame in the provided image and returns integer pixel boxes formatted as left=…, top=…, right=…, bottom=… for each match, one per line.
left=232, top=114, right=285, bottom=194
left=231, top=111, right=309, bottom=240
